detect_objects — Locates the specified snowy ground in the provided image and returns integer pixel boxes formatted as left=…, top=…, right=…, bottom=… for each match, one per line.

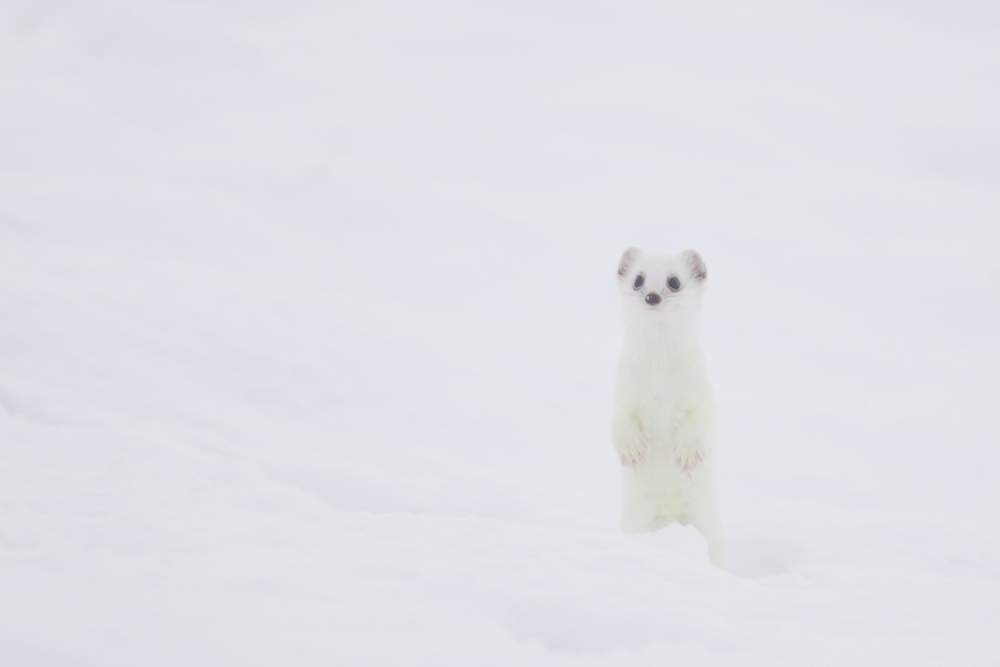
left=2, top=1, right=999, bottom=664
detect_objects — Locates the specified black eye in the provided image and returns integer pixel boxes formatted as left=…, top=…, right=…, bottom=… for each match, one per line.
left=633, top=274, right=645, bottom=290
left=667, top=276, right=681, bottom=291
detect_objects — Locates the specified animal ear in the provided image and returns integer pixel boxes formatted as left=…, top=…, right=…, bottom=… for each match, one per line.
left=618, top=247, right=641, bottom=279
left=683, top=249, right=707, bottom=281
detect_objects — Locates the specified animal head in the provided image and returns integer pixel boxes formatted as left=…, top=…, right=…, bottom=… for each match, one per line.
left=617, top=247, right=707, bottom=323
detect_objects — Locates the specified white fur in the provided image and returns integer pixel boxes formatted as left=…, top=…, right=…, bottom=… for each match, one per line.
left=612, top=247, right=725, bottom=567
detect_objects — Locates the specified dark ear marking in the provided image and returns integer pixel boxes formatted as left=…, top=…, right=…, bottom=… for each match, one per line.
left=683, top=249, right=707, bottom=281
left=617, top=247, right=641, bottom=279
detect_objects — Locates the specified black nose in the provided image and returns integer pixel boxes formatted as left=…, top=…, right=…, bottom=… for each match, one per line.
left=645, top=293, right=661, bottom=305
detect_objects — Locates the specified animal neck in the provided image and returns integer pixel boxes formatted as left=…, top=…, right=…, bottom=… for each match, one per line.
left=623, top=315, right=701, bottom=357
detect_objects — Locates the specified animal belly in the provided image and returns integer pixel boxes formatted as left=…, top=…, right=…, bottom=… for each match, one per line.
left=621, top=445, right=701, bottom=528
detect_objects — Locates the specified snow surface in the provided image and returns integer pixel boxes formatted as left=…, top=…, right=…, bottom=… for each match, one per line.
left=2, top=0, right=999, bottom=664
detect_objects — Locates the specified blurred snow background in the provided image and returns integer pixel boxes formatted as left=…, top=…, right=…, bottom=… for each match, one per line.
left=1, top=0, right=999, bottom=664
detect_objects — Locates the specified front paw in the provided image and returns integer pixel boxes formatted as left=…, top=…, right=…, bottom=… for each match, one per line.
left=615, top=432, right=650, bottom=469
left=673, top=439, right=705, bottom=477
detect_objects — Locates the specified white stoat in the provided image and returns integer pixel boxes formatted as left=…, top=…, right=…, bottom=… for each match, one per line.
left=612, top=247, right=724, bottom=567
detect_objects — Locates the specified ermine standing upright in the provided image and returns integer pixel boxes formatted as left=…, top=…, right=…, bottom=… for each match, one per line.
left=612, top=247, right=725, bottom=567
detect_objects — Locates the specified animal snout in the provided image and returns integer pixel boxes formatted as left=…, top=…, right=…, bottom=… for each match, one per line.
left=645, top=293, right=661, bottom=305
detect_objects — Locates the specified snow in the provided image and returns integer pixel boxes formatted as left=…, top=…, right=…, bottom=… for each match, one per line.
left=2, top=0, right=999, bottom=663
